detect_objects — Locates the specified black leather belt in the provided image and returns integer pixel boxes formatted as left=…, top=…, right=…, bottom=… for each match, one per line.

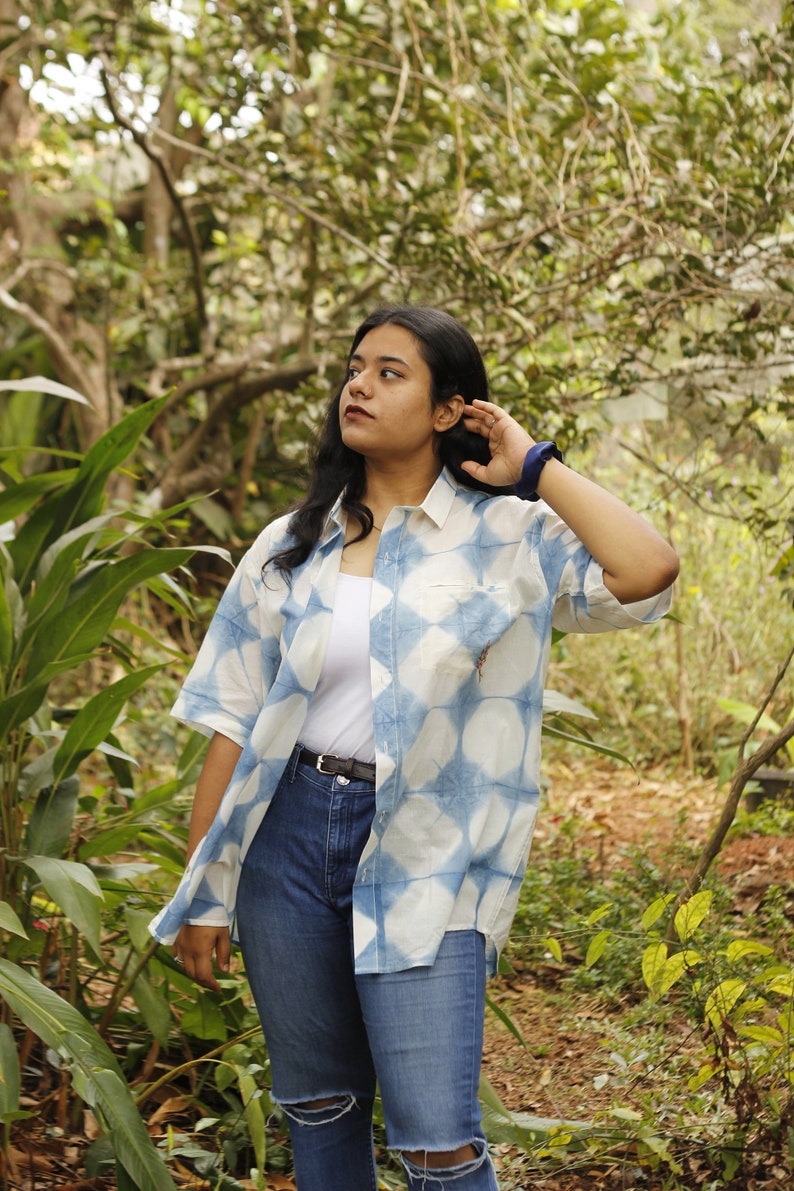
left=298, top=746, right=376, bottom=783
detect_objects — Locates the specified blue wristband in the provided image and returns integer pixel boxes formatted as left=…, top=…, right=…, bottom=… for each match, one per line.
left=515, top=441, right=563, bottom=501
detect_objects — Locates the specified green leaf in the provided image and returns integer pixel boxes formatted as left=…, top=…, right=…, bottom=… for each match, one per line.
left=724, top=939, right=774, bottom=962
left=0, top=470, right=80, bottom=527
left=131, top=973, right=171, bottom=1047
left=639, top=1127, right=683, bottom=1174
left=737, top=1024, right=783, bottom=1046
left=673, top=890, right=713, bottom=943
left=78, top=824, right=147, bottom=861
left=688, top=1061, right=718, bottom=1092
left=0, top=961, right=178, bottom=1190
left=539, top=723, right=634, bottom=767
left=641, top=893, right=675, bottom=932
left=23, top=527, right=108, bottom=639
left=485, top=993, right=528, bottom=1049
left=545, top=936, right=563, bottom=962
left=52, top=665, right=163, bottom=787
left=238, top=1068, right=267, bottom=1176
left=716, top=697, right=781, bottom=735
left=585, top=902, right=613, bottom=926
left=478, top=1074, right=591, bottom=1151
left=0, top=557, right=17, bottom=674
left=24, top=548, right=194, bottom=678
left=542, top=689, right=597, bottom=719
left=23, top=856, right=104, bottom=959
left=656, top=949, right=702, bottom=995
left=704, top=979, right=747, bottom=1030
left=585, top=929, right=612, bottom=968
left=0, top=1022, right=20, bottom=1119
left=642, top=941, right=668, bottom=991
left=0, top=902, right=29, bottom=939
left=9, top=396, right=168, bottom=589
left=0, top=653, right=96, bottom=744
left=24, top=777, right=79, bottom=858
left=181, top=994, right=228, bottom=1041
left=609, top=1106, right=642, bottom=1121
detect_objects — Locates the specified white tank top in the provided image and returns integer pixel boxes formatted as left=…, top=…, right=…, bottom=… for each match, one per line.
left=300, top=574, right=376, bottom=762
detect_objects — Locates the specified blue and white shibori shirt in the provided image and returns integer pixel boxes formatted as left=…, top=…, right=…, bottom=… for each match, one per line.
left=149, top=468, right=672, bottom=975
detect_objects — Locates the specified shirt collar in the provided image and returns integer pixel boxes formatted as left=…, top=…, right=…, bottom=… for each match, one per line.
left=323, top=467, right=459, bottom=538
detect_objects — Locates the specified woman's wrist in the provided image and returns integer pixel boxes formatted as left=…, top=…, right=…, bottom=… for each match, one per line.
left=515, top=441, right=563, bottom=501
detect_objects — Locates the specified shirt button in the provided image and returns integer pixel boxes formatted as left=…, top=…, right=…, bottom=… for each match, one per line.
left=379, top=810, right=388, bottom=823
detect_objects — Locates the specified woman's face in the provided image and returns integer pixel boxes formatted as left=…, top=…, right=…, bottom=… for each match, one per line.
left=339, top=323, right=461, bottom=466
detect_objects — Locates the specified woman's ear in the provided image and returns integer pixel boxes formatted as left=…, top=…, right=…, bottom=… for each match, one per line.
left=433, top=394, right=464, bottom=431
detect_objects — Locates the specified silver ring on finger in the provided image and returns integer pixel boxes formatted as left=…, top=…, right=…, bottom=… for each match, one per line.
left=488, top=417, right=495, bottom=429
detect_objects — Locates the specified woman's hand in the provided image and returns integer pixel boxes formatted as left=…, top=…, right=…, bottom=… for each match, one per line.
left=460, top=399, right=535, bottom=488
left=173, top=923, right=231, bottom=993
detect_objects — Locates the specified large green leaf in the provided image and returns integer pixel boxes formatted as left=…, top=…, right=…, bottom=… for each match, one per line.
left=51, top=665, right=164, bottom=787
left=479, top=1074, right=591, bottom=1152
left=23, top=856, right=103, bottom=958
left=540, top=722, right=633, bottom=767
left=0, top=653, right=96, bottom=744
left=24, top=776, right=79, bottom=858
left=0, top=469, right=79, bottom=526
left=0, top=560, right=13, bottom=673
left=0, top=901, right=28, bottom=939
left=131, top=973, right=171, bottom=1047
left=26, top=520, right=112, bottom=624
left=9, top=395, right=168, bottom=589
left=0, top=1022, right=21, bottom=1120
left=24, top=547, right=194, bottom=678
left=0, top=960, right=178, bottom=1190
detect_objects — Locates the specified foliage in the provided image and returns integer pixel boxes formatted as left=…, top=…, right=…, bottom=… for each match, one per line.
left=0, top=395, right=210, bottom=1187
left=0, top=0, right=792, bottom=540
left=499, top=788, right=793, bottom=1186
left=547, top=421, right=793, bottom=767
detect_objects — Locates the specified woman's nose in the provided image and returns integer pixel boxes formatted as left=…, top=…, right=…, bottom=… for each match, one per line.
left=349, top=371, right=372, bottom=398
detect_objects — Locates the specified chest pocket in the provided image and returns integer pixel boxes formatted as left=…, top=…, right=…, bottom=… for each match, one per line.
left=419, top=582, right=512, bottom=677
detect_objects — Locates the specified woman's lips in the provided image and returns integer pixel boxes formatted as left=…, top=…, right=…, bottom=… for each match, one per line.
left=344, top=404, right=373, bottom=419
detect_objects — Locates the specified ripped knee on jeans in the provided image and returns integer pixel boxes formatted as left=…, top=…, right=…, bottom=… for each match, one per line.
left=400, top=1136, right=489, bottom=1180
left=280, top=1094, right=358, bottom=1127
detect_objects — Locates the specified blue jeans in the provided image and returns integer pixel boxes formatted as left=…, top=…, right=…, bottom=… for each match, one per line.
left=237, top=748, right=499, bottom=1191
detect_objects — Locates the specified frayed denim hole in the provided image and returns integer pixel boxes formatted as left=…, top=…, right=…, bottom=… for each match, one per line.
left=399, top=1137, right=489, bottom=1185
left=280, top=1094, right=358, bottom=1127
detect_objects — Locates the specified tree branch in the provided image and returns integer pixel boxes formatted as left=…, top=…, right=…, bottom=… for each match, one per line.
left=155, top=360, right=317, bottom=506
left=150, top=126, right=396, bottom=273
left=99, top=63, right=209, bottom=338
left=664, top=644, right=794, bottom=941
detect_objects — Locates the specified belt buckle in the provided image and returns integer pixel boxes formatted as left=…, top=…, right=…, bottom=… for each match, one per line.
left=316, top=752, right=339, bottom=775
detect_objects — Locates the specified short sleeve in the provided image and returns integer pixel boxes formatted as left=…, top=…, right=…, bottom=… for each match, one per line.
left=171, top=549, right=282, bottom=746
left=532, top=507, right=673, bottom=634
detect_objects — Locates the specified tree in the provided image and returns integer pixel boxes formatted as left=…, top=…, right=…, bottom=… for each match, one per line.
left=1, top=0, right=792, bottom=532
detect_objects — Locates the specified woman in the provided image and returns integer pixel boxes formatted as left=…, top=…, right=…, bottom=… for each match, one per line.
left=150, top=306, right=679, bottom=1191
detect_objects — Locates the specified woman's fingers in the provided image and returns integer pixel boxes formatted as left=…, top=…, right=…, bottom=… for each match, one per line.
left=173, top=925, right=230, bottom=993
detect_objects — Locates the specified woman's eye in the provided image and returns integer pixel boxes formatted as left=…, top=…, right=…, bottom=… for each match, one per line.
left=382, top=368, right=401, bottom=379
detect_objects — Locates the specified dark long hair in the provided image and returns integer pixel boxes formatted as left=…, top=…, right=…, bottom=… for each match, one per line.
left=268, top=306, right=511, bottom=576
